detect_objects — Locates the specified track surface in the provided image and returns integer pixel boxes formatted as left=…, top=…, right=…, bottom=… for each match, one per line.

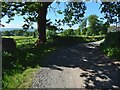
left=31, top=40, right=120, bottom=88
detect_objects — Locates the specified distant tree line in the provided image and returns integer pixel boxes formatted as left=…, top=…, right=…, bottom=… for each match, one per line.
left=2, top=15, right=116, bottom=37
left=2, top=29, right=38, bottom=37
left=61, top=15, right=110, bottom=36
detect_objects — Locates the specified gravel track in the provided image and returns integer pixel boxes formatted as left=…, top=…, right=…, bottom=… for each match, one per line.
left=31, top=40, right=120, bottom=88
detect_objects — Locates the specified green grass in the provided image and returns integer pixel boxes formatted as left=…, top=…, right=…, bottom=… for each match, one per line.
left=3, top=67, right=39, bottom=88
left=100, top=45, right=120, bottom=60
left=3, top=45, right=55, bottom=88
left=2, top=36, right=37, bottom=48
left=2, top=36, right=56, bottom=88
left=2, top=36, right=34, bottom=39
left=2, top=35, right=104, bottom=88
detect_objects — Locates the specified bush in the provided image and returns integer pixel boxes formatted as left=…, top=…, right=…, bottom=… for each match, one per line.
left=100, top=32, right=120, bottom=60
left=62, top=29, right=74, bottom=36
left=2, top=31, right=11, bottom=36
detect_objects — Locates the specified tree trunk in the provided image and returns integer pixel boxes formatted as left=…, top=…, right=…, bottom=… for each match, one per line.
left=37, top=7, right=47, bottom=44
left=36, top=2, right=52, bottom=45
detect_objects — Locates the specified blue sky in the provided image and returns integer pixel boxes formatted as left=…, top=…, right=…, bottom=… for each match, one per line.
left=1, top=2, right=104, bottom=29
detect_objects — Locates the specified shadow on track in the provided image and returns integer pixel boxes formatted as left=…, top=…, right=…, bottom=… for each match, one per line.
left=40, top=42, right=120, bottom=89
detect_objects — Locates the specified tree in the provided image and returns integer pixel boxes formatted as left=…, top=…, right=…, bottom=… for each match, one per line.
left=2, top=31, right=11, bottom=36
left=101, top=22, right=110, bottom=35
left=100, top=2, right=120, bottom=26
left=1, top=2, right=86, bottom=44
left=24, top=31, right=29, bottom=37
left=75, top=28, right=81, bottom=35
left=1, top=1, right=119, bottom=44
left=63, top=2, right=86, bottom=27
left=87, top=15, right=98, bottom=35
left=14, top=30, right=24, bottom=36
left=47, top=25, right=58, bottom=35
left=87, top=15, right=105, bottom=35
left=62, top=29, right=74, bottom=36
left=2, top=2, right=53, bottom=44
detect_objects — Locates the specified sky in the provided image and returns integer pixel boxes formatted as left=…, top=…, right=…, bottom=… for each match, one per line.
left=1, top=2, right=105, bottom=30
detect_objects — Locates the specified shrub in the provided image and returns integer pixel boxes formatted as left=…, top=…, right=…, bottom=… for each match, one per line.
left=62, top=29, right=74, bottom=36
left=100, top=32, right=120, bottom=60
left=50, top=35, right=104, bottom=46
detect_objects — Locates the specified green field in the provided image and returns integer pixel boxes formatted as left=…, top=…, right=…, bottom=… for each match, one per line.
left=2, top=36, right=37, bottom=48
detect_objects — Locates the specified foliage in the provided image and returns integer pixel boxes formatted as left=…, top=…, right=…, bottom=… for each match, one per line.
left=82, top=28, right=88, bottom=35
left=87, top=15, right=108, bottom=36
left=2, top=2, right=46, bottom=28
left=14, top=30, right=25, bottom=36
left=2, top=2, right=119, bottom=43
left=63, top=2, right=86, bottom=27
left=100, top=2, right=120, bottom=24
left=62, top=29, right=75, bottom=36
left=87, top=15, right=100, bottom=35
left=108, top=25, right=119, bottom=33
left=2, top=31, right=11, bottom=36
left=100, top=32, right=120, bottom=60
left=50, top=35, right=105, bottom=46
left=3, top=67, right=39, bottom=88
left=2, top=30, right=36, bottom=37
left=47, top=25, right=58, bottom=31
left=101, top=22, right=110, bottom=34
left=74, top=28, right=81, bottom=35
left=46, top=30, right=56, bottom=37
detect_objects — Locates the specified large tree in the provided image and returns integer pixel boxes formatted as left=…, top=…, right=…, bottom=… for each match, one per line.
left=1, top=1, right=86, bottom=44
left=1, top=1, right=120, bottom=44
left=87, top=15, right=100, bottom=35
left=1, top=2, right=53, bottom=44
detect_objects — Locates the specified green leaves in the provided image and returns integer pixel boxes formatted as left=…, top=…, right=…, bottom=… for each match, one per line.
left=63, top=2, right=86, bottom=27
left=57, top=10, right=63, bottom=14
left=100, top=2, right=120, bottom=24
left=1, top=2, right=44, bottom=29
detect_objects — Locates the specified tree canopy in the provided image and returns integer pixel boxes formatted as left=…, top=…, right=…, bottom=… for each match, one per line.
left=1, top=1, right=120, bottom=44
left=100, top=2, right=120, bottom=25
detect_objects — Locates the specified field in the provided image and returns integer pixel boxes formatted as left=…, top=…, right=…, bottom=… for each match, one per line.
left=2, top=36, right=37, bottom=47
